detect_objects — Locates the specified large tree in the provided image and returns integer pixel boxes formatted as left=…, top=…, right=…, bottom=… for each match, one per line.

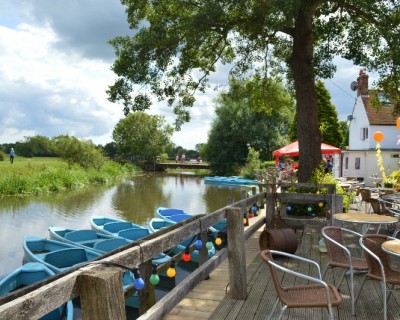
left=107, top=0, right=399, bottom=182
left=205, top=77, right=294, bottom=175
left=112, top=112, right=174, bottom=163
left=289, top=80, right=343, bottom=147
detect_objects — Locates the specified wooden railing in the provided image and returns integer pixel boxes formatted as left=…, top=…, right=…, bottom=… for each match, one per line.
left=0, top=187, right=266, bottom=320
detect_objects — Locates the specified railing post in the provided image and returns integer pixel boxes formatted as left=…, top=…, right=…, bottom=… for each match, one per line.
left=139, top=260, right=155, bottom=315
left=225, top=207, right=248, bottom=300
left=78, top=266, right=126, bottom=320
left=241, top=190, right=249, bottom=226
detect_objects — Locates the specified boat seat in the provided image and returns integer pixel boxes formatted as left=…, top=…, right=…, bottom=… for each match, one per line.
left=168, top=214, right=192, bottom=222
left=103, top=222, right=133, bottom=233
left=93, top=238, right=128, bottom=252
left=64, top=229, right=97, bottom=242
left=118, top=228, right=149, bottom=241
left=44, top=248, right=88, bottom=269
left=160, top=209, right=184, bottom=216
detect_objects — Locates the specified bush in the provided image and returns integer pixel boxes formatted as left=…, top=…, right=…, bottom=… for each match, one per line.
left=0, top=151, right=5, bottom=161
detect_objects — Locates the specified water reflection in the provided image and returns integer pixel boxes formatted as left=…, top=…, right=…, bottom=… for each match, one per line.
left=0, top=173, right=244, bottom=278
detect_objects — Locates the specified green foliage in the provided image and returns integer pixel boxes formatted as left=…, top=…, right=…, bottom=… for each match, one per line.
left=50, top=135, right=105, bottom=170
left=205, top=77, right=295, bottom=175
left=0, top=158, right=135, bottom=196
left=0, top=151, right=5, bottom=161
left=240, top=147, right=262, bottom=179
left=112, top=112, right=174, bottom=163
left=308, top=163, right=355, bottom=211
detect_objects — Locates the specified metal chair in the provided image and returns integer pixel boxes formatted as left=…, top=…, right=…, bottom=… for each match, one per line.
left=260, top=249, right=342, bottom=320
left=321, top=226, right=367, bottom=316
left=357, top=234, right=400, bottom=320
left=378, top=199, right=400, bottom=237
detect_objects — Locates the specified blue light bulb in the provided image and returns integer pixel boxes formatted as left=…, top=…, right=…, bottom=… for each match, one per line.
left=194, top=239, right=203, bottom=250
left=133, top=269, right=145, bottom=290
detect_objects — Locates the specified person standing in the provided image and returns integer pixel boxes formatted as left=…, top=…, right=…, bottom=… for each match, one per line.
left=9, top=148, right=15, bottom=164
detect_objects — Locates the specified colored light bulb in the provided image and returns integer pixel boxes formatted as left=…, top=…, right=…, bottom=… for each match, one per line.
left=150, top=274, right=160, bottom=286
left=318, top=202, right=324, bottom=208
left=243, top=218, right=247, bottom=225
left=215, top=237, right=222, bottom=246
left=194, top=239, right=203, bottom=250
left=307, top=206, right=312, bottom=212
left=206, top=241, right=214, bottom=250
left=183, top=248, right=191, bottom=262
left=167, top=259, right=176, bottom=278
left=133, top=269, right=145, bottom=290
left=149, top=264, right=160, bottom=286
left=287, top=205, right=292, bottom=211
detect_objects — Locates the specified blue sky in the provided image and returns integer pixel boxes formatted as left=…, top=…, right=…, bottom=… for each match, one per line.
left=0, top=1, right=374, bottom=149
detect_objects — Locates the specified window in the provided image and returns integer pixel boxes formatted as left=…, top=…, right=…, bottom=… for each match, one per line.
left=377, top=93, right=392, bottom=105
left=345, top=157, right=349, bottom=170
left=355, top=157, right=360, bottom=170
left=360, top=128, right=368, bottom=140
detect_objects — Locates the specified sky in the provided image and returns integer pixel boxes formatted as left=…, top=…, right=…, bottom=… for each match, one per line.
left=0, top=1, right=375, bottom=150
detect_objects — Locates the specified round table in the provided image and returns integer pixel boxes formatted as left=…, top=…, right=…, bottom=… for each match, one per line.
left=382, top=239, right=400, bottom=257
left=333, top=213, right=397, bottom=234
left=382, top=193, right=400, bottom=203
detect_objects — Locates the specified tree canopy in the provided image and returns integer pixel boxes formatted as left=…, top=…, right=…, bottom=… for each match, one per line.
left=112, top=112, right=174, bottom=163
left=205, top=77, right=294, bottom=175
left=108, top=0, right=399, bottom=181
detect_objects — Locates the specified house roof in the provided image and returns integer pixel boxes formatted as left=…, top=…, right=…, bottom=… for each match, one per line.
left=362, top=96, right=398, bottom=125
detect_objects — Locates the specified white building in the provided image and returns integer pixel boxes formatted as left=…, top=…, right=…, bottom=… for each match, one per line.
left=342, top=70, right=400, bottom=186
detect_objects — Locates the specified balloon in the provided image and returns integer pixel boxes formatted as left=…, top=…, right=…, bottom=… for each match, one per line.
left=373, top=131, right=384, bottom=142
left=397, top=117, right=400, bottom=129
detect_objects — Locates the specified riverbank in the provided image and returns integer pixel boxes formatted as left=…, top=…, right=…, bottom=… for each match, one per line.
left=0, top=157, right=140, bottom=196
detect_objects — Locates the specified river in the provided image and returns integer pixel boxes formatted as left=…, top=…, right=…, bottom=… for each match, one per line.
left=0, top=173, right=245, bottom=278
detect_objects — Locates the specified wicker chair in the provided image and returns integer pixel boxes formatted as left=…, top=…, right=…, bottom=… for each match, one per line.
left=321, top=226, right=368, bottom=316
left=260, top=249, right=342, bottom=320
left=357, top=234, right=400, bottom=320
left=359, top=188, right=377, bottom=213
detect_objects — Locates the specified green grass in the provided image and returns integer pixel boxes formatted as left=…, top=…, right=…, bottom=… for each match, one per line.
left=0, top=157, right=140, bottom=196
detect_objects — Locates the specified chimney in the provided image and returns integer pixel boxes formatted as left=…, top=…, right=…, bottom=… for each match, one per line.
left=357, top=69, right=369, bottom=97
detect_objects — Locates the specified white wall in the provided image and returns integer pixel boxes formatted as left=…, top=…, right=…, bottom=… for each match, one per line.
left=342, top=150, right=400, bottom=186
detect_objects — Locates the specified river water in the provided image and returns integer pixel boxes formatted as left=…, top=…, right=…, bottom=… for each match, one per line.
left=0, top=173, right=245, bottom=278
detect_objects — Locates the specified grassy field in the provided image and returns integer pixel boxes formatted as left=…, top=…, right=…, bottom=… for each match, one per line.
left=0, top=157, right=139, bottom=196
left=1, top=157, right=68, bottom=173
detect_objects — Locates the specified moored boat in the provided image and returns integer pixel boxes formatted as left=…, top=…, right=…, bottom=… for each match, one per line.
left=0, top=262, right=74, bottom=320
left=204, top=176, right=259, bottom=186
left=23, top=236, right=100, bottom=274
left=90, top=216, right=171, bottom=265
left=48, top=226, right=129, bottom=254
left=90, top=215, right=150, bottom=240
left=23, top=236, right=139, bottom=308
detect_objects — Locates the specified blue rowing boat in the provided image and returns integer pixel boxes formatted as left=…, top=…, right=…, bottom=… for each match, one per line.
left=0, top=262, right=74, bottom=320
left=48, top=226, right=131, bottom=254
left=23, top=236, right=139, bottom=308
left=90, top=216, right=171, bottom=265
left=204, top=176, right=259, bottom=186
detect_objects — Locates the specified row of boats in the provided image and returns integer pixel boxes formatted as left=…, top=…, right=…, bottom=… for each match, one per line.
left=0, top=207, right=227, bottom=319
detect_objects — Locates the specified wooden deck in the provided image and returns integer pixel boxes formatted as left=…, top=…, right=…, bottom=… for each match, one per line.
left=164, top=215, right=400, bottom=320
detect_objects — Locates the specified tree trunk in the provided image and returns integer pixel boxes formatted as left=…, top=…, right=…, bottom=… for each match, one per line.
left=288, top=9, right=322, bottom=182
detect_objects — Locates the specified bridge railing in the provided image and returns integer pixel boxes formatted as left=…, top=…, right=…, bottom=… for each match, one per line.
left=0, top=187, right=266, bottom=320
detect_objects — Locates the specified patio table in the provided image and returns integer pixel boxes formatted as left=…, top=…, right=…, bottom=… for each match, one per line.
left=381, top=239, right=400, bottom=257
left=333, top=212, right=397, bottom=234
